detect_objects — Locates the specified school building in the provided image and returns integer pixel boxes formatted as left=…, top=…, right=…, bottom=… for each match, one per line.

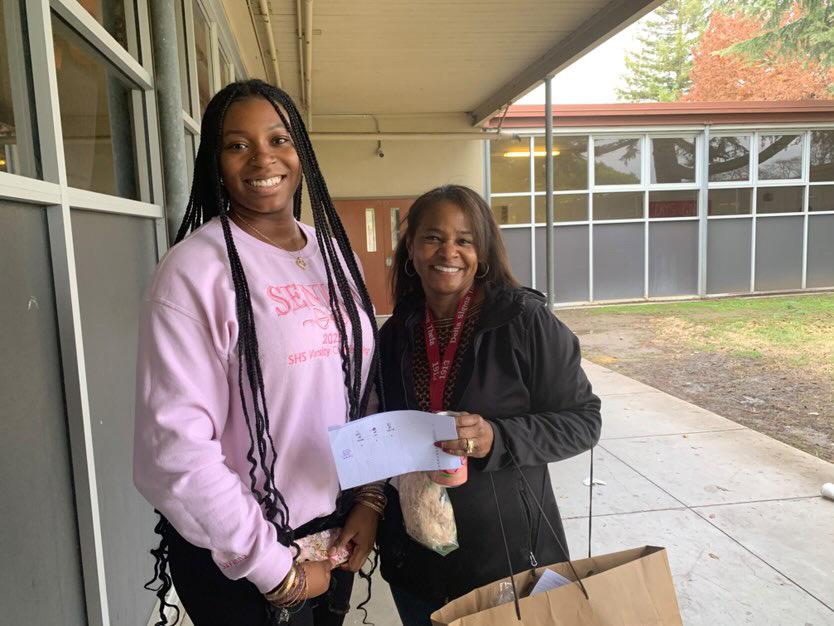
left=1, top=1, right=831, bottom=625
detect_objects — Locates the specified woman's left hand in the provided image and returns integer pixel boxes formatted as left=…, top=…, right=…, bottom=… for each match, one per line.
left=328, top=503, right=380, bottom=572
left=438, top=411, right=494, bottom=459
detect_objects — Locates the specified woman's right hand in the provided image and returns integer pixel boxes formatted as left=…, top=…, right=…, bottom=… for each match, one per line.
left=301, top=559, right=335, bottom=599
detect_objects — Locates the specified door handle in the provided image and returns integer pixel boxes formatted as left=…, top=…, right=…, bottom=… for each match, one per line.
left=385, top=256, right=393, bottom=267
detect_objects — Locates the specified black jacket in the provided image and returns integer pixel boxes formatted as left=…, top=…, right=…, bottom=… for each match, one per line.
left=376, top=282, right=602, bottom=602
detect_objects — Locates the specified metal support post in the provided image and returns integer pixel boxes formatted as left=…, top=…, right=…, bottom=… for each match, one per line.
left=545, top=78, right=555, bottom=308
left=149, top=0, right=190, bottom=243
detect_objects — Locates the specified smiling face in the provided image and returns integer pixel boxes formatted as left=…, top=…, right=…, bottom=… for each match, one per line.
left=219, top=96, right=301, bottom=220
left=407, top=200, right=479, bottom=312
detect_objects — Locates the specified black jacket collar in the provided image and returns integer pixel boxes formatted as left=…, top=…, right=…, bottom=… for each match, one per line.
left=390, top=281, right=545, bottom=334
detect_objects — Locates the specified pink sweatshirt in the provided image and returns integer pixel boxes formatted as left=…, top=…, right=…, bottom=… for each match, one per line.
left=133, top=217, right=373, bottom=593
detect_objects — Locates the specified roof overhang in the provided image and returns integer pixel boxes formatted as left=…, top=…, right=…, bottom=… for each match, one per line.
left=487, top=102, right=834, bottom=129
left=220, top=0, right=664, bottom=130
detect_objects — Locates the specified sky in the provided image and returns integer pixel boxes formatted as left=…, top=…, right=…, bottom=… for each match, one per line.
left=517, top=17, right=648, bottom=105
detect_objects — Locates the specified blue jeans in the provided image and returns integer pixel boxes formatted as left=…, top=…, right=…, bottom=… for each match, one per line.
left=390, top=586, right=447, bottom=626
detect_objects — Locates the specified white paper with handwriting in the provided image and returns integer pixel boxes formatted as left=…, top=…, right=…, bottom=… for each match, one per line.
left=327, top=410, right=461, bottom=489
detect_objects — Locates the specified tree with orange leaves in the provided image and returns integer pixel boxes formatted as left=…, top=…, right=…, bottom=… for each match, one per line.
left=683, top=9, right=834, bottom=101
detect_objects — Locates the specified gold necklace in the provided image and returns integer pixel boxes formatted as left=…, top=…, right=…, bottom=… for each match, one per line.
left=232, top=212, right=307, bottom=270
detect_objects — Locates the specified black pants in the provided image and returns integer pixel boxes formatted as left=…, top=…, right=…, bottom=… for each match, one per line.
left=167, top=515, right=354, bottom=626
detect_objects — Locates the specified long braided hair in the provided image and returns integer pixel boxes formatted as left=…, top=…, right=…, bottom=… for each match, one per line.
left=145, top=79, right=383, bottom=625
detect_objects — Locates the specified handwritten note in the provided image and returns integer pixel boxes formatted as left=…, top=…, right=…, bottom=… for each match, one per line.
left=327, top=410, right=461, bottom=489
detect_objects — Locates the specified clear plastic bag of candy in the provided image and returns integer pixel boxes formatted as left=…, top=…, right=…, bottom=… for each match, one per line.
left=398, top=471, right=459, bottom=556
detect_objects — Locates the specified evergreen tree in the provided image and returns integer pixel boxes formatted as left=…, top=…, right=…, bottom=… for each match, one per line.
left=720, top=0, right=834, bottom=70
left=616, top=0, right=714, bottom=102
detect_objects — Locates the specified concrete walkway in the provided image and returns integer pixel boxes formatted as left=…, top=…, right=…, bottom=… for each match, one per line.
left=345, top=360, right=834, bottom=625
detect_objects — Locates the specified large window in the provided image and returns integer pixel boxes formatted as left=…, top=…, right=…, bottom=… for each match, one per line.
left=53, top=17, right=142, bottom=200
left=489, top=126, right=834, bottom=303
left=0, top=1, right=39, bottom=178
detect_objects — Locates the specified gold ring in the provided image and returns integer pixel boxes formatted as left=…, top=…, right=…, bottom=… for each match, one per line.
left=465, top=438, right=475, bottom=455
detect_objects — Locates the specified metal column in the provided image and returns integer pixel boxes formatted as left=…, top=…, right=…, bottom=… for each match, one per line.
left=545, top=78, right=555, bottom=308
left=150, top=0, right=190, bottom=243
left=698, top=126, right=710, bottom=295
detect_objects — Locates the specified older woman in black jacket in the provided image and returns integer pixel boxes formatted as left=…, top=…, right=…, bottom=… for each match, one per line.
left=376, top=185, right=601, bottom=625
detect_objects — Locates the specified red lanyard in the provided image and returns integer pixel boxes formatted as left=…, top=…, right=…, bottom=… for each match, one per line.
left=423, top=287, right=475, bottom=412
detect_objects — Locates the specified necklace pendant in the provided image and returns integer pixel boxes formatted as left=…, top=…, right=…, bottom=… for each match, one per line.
left=296, top=257, right=307, bottom=270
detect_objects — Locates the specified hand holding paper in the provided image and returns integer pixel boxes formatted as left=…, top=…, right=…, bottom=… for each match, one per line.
left=327, top=410, right=461, bottom=489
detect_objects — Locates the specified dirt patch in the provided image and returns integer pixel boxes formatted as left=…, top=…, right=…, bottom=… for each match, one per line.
left=558, top=308, right=834, bottom=463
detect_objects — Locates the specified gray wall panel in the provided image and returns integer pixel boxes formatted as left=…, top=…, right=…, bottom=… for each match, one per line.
left=535, top=225, right=590, bottom=302
left=593, top=223, right=644, bottom=300
left=71, top=210, right=159, bottom=625
left=649, top=221, right=699, bottom=297
left=0, top=202, right=86, bottom=625
left=755, top=216, right=803, bottom=291
left=501, top=227, right=533, bottom=288
left=806, top=214, right=834, bottom=288
left=707, top=219, right=752, bottom=294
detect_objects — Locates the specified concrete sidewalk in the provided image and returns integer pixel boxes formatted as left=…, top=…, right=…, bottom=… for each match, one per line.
left=348, top=360, right=834, bottom=625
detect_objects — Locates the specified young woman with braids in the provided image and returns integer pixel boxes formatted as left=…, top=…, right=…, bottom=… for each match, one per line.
left=133, top=80, right=385, bottom=625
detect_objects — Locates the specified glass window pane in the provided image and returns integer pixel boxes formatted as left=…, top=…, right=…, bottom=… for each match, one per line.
left=0, top=1, right=40, bottom=178
left=77, top=0, right=129, bottom=50
left=193, top=0, right=211, bottom=116
left=651, top=137, right=695, bottom=184
left=809, top=185, right=834, bottom=212
left=535, top=194, right=588, bottom=222
left=649, top=190, right=698, bottom=218
left=757, top=186, right=803, bottom=214
left=53, top=18, right=141, bottom=200
left=758, top=134, right=802, bottom=180
left=491, top=195, right=530, bottom=225
left=534, top=135, right=588, bottom=191
left=810, top=130, right=834, bottom=182
left=220, top=48, right=233, bottom=87
left=490, top=137, right=531, bottom=193
left=175, top=0, right=192, bottom=114
left=184, top=131, right=195, bottom=182
left=594, top=137, right=641, bottom=185
left=0, top=202, right=87, bottom=625
left=709, top=188, right=751, bottom=216
left=593, top=191, right=643, bottom=220
left=709, top=135, right=750, bottom=182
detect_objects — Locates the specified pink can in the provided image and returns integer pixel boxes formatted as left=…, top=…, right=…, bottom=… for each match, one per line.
left=431, top=411, right=468, bottom=487
left=431, top=456, right=468, bottom=487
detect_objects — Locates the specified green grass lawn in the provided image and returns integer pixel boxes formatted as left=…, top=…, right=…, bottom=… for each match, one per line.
left=581, top=293, right=834, bottom=380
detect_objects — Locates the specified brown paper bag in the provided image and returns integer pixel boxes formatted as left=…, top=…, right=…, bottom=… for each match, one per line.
left=430, top=546, right=683, bottom=626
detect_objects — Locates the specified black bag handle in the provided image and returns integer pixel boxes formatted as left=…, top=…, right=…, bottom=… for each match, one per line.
left=489, top=447, right=593, bottom=621
left=588, top=447, right=594, bottom=558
